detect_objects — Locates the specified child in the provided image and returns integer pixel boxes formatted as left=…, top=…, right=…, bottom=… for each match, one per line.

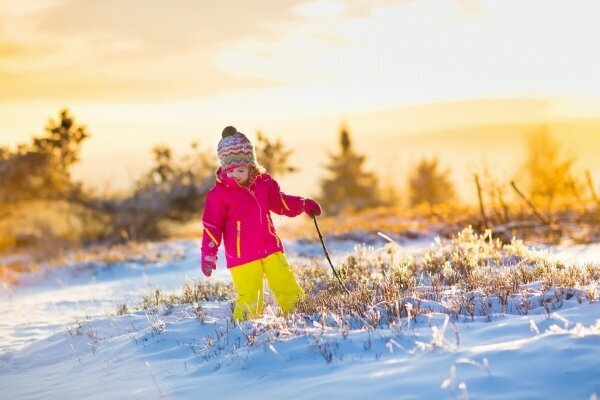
left=201, top=126, right=322, bottom=321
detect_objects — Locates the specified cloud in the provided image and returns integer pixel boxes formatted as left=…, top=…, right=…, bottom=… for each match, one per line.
left=27, top=0, right=303, bottom=56
left=293, top=1, right=346, bottom=18
left=0, top=0, right=299, bottom=101
left=2, top=0, right=600, bottom=111
left=454, top=0, right=484, bottom=14
left=0, top=62, right=272, bottom=102
left=214, top=0, right=600, bottom=111
left=0, top=42, right=26, bottom=57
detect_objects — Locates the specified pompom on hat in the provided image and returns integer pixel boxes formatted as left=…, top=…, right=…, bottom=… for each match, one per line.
left=217, top=126, right=258, bottom=171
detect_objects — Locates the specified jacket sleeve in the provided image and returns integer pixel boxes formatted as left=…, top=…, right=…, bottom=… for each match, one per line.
left=268, top=176, right=306, bottom=217
left=201, top=189, right=226, bottom=261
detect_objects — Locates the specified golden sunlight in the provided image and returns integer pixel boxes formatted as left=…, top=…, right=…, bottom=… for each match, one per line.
left=1, top=0, right=599, bottom=194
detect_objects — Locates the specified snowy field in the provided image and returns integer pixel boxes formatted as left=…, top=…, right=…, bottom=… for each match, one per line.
left=1, top=236, right=599, bottom=399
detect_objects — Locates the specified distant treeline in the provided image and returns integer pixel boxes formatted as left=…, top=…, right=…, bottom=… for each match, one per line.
left=0, top=108, right=597, bottom=250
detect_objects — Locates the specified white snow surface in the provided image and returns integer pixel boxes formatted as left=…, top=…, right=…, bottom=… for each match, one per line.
left=1, top=237, right=599, bottom=399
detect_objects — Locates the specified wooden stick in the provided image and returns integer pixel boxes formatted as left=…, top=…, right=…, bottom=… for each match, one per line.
left=312, top=215, right=351, bottom=295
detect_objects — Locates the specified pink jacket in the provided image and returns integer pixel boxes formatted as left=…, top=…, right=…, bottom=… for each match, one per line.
left=201, top=169, right=306, bottom=268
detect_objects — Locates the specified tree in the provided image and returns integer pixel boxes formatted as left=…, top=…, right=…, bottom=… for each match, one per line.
left=0, top=150, right=54, bottom=203
left=141, top=145, right=176, bottom=187
left=254, top=131, right=298, bottom=177
left=0, top=108, right=89, bottom=203
left=521, top=126, right=579, bottom=210
left=33, top=109, right=88, bottom=173
left=318, top=126, right=381, bottom=214
left=63, top=140, right=217, bottom=241
left=106, top=142, right=218, bottom=239
left=408, top=156, right=455, bottom=207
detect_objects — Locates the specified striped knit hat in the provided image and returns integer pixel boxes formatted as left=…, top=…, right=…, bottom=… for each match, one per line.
left=217, top=126, right=258, bottom=171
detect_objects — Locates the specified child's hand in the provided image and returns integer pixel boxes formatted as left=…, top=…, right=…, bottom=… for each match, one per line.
left=304, top=198, right=322, bottom=217
left=201, top=256, right=217, bottom=277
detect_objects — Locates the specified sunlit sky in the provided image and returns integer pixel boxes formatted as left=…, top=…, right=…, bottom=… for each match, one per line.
left=1, top=0, right=600, bottom=195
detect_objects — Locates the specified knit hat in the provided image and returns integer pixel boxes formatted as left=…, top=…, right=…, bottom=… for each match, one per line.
left=217, top=126, right=258, bottom=171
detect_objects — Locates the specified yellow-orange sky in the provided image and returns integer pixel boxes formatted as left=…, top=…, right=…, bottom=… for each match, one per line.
left=1, top=0, right=600, bottom=196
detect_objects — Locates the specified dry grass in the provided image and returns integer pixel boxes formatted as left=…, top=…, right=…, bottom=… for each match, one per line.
left=284, top=201, right=600, bottom=247
left=3, top=196, right=599, bottom=286
left=135, top=226, right=599, bottom=331
left=141, top=281, right=235, bottom=312
left=0, top=238, right=188, bottom=286
left=0, top=200, right=109, bottom=251
left=281, top=205, right=469, bottom=243
left=295, top=226, right=599, bottom=325
left=64, top=240, right=187, bottom=266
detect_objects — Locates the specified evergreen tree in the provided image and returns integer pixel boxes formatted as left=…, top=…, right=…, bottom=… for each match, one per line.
left=408, top=156, right=455, bottom=207
left=318, top=126, right=380, bottom=214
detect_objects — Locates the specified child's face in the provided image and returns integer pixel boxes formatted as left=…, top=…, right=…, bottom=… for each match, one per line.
left=226, top=166, right=250, bottom=185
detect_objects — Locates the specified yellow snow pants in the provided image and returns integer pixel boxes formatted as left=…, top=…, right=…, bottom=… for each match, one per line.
left=229, top=251, right=305, bottom=322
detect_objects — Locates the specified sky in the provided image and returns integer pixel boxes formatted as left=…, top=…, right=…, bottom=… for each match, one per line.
left=1, top=0, right=600, bottom=194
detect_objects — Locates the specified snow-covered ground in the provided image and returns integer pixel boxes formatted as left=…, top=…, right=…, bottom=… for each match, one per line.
left=1, top=236, right=599, bottom=399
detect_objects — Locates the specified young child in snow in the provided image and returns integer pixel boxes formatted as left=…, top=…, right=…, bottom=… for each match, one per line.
left=201, top=126, right=322, bottom=321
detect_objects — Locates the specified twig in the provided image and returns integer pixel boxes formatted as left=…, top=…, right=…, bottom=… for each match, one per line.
left=567, top=180, right=586, bottom=214
left=474, top=174, right=489, bottom=227
left=510, top=181, right=552, bottom=226
left=496, top=186, right=511, bottom=223
left=586, top=169, right=599, bottom=205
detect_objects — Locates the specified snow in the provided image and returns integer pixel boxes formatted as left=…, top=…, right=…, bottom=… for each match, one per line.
left=1, top=237, right=600, bottom=399
left=545, top=242, right=600, bottom=265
